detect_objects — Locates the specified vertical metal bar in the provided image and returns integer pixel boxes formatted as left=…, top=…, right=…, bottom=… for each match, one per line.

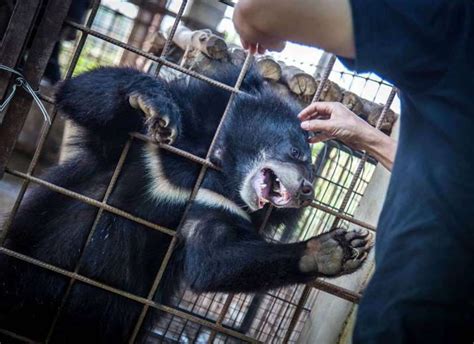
left=206, top=293, right=234, bottom=343
left=0, top=0, right=102, bottom=244
left=208, top=125, right=286, bottom=342
left=128, top=52, right=254, bottom=343
left=127, top=2, right=190, bottom=341
left=45, top=139, right=133, bottom=342
left=0, top=0, right=72, bottom=177
left=282, top=286, right=311, bottom=343
left=331, top=87, right=397, bottom=228
left=278, top=54, right=337, bottom=343
left=153, top=0, right=188, bottom=77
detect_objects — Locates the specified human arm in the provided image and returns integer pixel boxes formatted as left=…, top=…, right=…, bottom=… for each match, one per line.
left=299, top=102, right=396, bottom=171
left=233, top=0, right=355, bottom=57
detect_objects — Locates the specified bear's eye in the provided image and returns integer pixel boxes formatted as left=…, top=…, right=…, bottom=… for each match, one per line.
left=290, top=147, right=301, bottom=160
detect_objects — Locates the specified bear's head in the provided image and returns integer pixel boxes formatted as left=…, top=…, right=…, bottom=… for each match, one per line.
left=211, top=69, right=315, bottom=213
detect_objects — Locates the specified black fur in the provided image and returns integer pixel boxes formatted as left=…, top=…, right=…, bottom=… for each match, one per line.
left=0, top=65, right=318, bottom=343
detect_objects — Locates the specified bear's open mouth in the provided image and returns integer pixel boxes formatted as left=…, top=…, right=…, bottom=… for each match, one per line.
left=252, top=168, right=292, bottom=208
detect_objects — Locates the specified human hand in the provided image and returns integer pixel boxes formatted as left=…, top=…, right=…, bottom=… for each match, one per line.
left=233, top=0, right=286, bottom=54
left=232, top=0, right=355, bottom=57
left=299, top=102, right=397, bottom=171
left=298, top=102, right=375, bottom=150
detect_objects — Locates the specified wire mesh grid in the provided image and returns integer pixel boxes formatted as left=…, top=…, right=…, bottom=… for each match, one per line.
left=0, top=1, right=398, bottom=343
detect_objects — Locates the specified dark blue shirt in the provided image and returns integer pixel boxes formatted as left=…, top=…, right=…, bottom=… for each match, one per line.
left=341, top=1, right=474, bottom=342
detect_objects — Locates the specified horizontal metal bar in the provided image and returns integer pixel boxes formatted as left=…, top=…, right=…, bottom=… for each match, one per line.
left=0, top=247, right=261, bottom=344
left=130, top=132, right=220, bottom=171
left=5, top=168, right=175, bottom=237
left=310, top=201, right=376, bottom=231
left=308, top=279, right=361, bottom=303
left=64, top=21, right=243, bottom=95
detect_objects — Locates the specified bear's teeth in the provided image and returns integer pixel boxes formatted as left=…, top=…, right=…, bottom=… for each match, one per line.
left=260, top=183, right=267, bottom=188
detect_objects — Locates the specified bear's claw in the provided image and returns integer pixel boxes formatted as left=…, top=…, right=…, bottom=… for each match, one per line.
left=299, top=228, right=374, bottom=277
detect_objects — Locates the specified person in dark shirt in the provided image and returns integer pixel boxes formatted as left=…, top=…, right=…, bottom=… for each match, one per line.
left=233, top=1, right=474, bottom=343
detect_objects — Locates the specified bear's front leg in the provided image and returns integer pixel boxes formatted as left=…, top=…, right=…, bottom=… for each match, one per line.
left=129, top=91, right=182, bottom=145
left=182, top=213, right=374, bottom=294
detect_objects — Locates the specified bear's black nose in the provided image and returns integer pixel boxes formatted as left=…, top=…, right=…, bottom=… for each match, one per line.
left=298, top=179, right=314, bottom=204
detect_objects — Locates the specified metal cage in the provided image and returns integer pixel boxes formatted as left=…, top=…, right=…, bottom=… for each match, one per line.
left=0, top=1, right=397, bottom=343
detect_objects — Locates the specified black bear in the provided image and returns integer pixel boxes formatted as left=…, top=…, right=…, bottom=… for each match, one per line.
left=0, top=65, right=372, bottom=343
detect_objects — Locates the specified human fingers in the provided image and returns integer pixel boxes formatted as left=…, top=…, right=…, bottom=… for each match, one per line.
left=298, top=102, right=336, bottom=121
left=300, top=118, right=332, bottom=133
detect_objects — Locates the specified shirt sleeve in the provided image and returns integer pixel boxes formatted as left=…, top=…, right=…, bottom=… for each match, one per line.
left=341, top=0, right=472, bottom=92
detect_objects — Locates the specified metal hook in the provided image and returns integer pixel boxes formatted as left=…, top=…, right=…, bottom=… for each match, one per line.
left=0, top=64, right=51, bottom=125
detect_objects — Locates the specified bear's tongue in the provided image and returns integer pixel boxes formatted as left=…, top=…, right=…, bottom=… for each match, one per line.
left=253, top=168, right=291, bottom=208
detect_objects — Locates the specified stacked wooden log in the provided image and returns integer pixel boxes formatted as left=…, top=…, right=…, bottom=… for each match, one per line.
left=253, top=56, right=397, bottom=133
left=148, top=25, right=397, bottom=134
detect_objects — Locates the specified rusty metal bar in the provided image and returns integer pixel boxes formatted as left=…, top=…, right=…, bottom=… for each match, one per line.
left=0, top=0, right=41, bottom=100
left=257, top=54, right=337, bottom=237
left=65, top=20, right=242, bottom=95
left=282, top=286, right=311, bottom=343
left=0, top=247, right=261, bottom=344
left=127, top=52, right=254, bottom=343
left=309, top=202, right=376, bottom=231
left=312, top=54, right=337, bottom=103
left=130, top=132, right=220, bottom=170
left=129, top=3, right=212, bottom=340
left=308, top=279, right=361, bottom=303
left=209, top=170, right=276, bottom=343
left=280, top=54, right=338, bottom=342
left=153, top=0, right=188, bottom=77
left=0, top=0, right=102, bottom=245
left=5, top=168, right=175, bottom=236
left=151, top=50, right=252, bottom=339
left=207, top=292, right=235, bottom=343
left=46, top=139, right=133, bottom=342
left=331, top=87, right=397, bottom=229
left=127, top=235, right=179, bottom=343
left=0, top=0, right=72, bottom=177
